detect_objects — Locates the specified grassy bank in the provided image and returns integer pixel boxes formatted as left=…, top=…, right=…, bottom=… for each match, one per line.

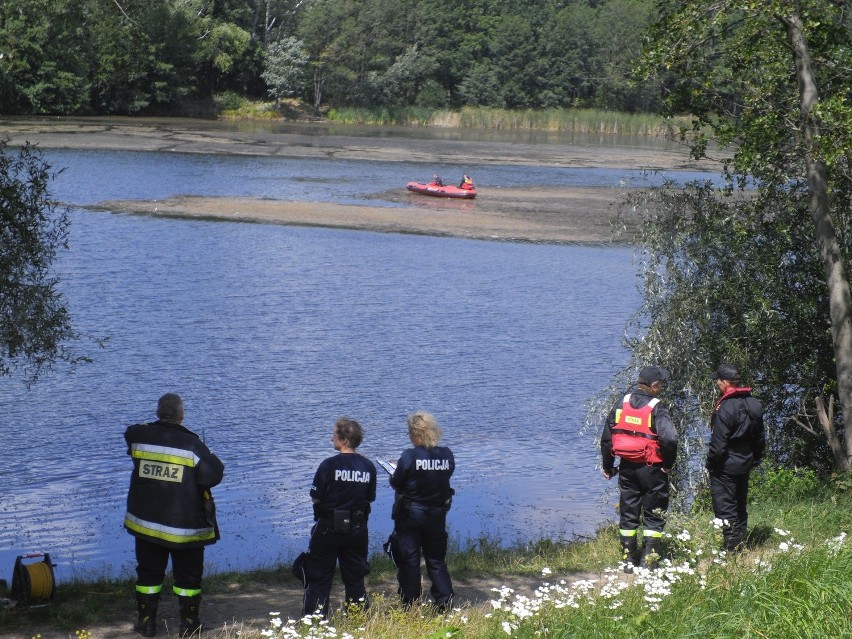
left=214, top=94, right=684, bottom=137
left=3, top=469, right=850, bottom=638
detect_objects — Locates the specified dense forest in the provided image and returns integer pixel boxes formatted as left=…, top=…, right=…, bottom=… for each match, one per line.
left=0, top=0, right=659, bottom=116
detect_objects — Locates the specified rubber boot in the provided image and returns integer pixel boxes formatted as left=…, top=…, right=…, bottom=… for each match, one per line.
left=178, top=595, right=202, bottom=637
left=134, top=592, right=159, bottom=637
left=619, top=535, right=638, bottom=574
left=639, top=537, right=661, bottom=569
left=724, top=533, right=744, bottom=553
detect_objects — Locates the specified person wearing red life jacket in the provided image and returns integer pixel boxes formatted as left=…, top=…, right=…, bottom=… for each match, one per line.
left=707, top=364, right=765, bottom=552
left=459, top=174, right=474, bottom=190
left=601, top=366, right=678, bottom=573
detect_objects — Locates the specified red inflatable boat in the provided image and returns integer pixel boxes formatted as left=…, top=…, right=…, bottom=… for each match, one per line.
left=406, top=181, right=477, bottom=199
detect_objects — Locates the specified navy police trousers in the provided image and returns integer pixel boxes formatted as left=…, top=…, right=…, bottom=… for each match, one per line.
left=388, top=504, right=453, bottom=608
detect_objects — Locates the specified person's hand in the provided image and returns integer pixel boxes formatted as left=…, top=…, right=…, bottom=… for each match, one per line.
left=601, top=467, right=617, bottom=480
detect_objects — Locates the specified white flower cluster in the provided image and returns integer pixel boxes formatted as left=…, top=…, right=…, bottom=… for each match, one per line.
left=488, top=559, right=700, bottom=633
left=630, top=561, right=697, bottom=612
left=260, top=612, right=352, bottom=639
left=488, top=575, right=601, bottom=628
left=826, top=531, right=848, bottom=552
left=774, top=528, right=805, bottom=553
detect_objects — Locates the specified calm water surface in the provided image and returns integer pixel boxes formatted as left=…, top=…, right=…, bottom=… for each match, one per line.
left=0, top=146, right=650, bottom=581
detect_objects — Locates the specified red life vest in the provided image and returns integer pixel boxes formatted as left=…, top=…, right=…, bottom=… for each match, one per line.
left=713, top=386, right=753, bottom=413
left=611, top=394, right=664, bottom=464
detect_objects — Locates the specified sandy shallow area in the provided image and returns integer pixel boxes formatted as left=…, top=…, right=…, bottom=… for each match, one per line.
left=91, top=185, right=621, bottom=244
left=2, top=116, right=717, bottom=243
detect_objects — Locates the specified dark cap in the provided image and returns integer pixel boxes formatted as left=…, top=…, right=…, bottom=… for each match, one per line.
left=638, top=366, right=670, bottom=385
left=712, top=364, right=740, bottom=382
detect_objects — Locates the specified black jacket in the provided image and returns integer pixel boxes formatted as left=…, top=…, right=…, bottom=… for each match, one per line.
left=601, top=389, right=678, bottom=471
left=706, top=389, right=765, bottom=475
left=310, top=452, right=377, bottom=520
left=390, top=446, right=455, bottom=506
left=124, top=420, right=224, bottom=548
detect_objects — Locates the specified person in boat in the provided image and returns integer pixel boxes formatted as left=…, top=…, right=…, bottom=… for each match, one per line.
left=459, top=174, right=474, bottom=190
left=430, top=173, right=444, bottom=187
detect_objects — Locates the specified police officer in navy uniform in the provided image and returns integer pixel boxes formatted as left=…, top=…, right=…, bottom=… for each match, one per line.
left=298, top=417, right=377, bottom=617
left=707, top=364, right=765, bottom=551
left=387, top=412, right=455, bottom=611
left=124, top=393, right=224, bottom=637
left=601, top=366, right=678, bottom=573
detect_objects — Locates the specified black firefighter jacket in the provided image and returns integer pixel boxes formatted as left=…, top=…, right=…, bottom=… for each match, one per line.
left=124, top=420, right=225, bottom=548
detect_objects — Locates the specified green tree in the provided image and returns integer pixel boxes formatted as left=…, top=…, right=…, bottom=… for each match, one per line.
left=261, top=36, right=308, bottom=103
left=590, top=0, right=659, bottom=111
left=0, top=0, right=90, bottom=113
left=537, top=1, right=598, bottom=107
left=605, top=1, right=852, bottom=477
left=297, top=0, right=360, bottom=113
left=0, top=141, right=85, bottom=381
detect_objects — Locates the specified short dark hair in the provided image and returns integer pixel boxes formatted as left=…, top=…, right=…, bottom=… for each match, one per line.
left=335, top=417, right=364, bottom=448
left=157, top=393, right=184, bottom=422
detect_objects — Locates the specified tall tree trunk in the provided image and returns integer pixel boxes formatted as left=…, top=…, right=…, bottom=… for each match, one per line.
left=312, top=67, right=324, bottom=116
left=783, top=13, right=852, bottom=472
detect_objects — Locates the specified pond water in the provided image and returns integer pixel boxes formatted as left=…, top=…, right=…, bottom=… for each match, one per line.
left=0, top=139, right=678, bottom=582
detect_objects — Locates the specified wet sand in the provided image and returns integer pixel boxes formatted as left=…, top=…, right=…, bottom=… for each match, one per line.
left=2, top=116, right=716, bottom=243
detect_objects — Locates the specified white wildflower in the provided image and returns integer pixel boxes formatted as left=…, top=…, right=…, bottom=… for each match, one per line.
left=827, top=532, right=847, bottom=551
left=541, top=567, right=552, bottom=576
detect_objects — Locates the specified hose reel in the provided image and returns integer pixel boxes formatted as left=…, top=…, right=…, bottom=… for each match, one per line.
left=11, top=553, right=56, bottom=607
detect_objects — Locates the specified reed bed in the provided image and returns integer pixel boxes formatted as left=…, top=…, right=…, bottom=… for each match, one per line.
left=326, top=106, right=684, bottom=137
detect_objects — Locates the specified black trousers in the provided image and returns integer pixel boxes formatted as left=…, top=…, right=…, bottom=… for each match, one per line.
left=389, top=504, right=453, bottom=606
left=302, top=519, right=370, bottom=617
left=617, top=464, right=670, bottom=533
left=710, top=471, right=750, bottom=548
left=135, top=537, right=204, bottom=593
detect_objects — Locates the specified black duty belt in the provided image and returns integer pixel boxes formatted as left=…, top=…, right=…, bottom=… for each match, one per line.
left=318, top=509, right=366, bottom=524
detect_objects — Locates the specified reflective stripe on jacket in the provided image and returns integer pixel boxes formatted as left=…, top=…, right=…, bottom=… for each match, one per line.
left=124, top=420, right=224, bottom=548
left=611, top=394, right=664, bottom=464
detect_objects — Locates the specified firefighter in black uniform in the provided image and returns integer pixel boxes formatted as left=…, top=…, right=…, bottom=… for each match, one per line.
left=601, top=366, right=678, bottom=573
left=124, top=393, right=224, bottom=637
left=707, top=364, right=765, bottom=551
left=296, top=417, right=377, bottom=617
left=386, top=412, right=455, bottom=611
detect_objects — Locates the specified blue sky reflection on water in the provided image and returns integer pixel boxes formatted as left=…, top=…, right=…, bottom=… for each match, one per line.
left=0, top=150, right=645, bottom=580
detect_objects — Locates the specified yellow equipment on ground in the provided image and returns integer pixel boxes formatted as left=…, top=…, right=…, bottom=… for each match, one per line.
left=11, top=553, right=56, bottom=607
